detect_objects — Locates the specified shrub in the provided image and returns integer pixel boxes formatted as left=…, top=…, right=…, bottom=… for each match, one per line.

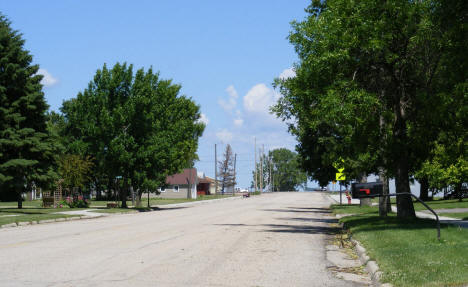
left=63, top=196, right=89, bottom=208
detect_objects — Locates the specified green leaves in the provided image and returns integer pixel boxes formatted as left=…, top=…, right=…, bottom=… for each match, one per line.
left=274, top=0, right=466, bottom=203
left=60, top=62, right=204, bottom=196
left=0, top=14, right=58, bottom=203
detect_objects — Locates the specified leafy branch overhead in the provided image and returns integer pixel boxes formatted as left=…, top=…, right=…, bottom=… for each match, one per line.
left=273, top=0, right=467, bottom=216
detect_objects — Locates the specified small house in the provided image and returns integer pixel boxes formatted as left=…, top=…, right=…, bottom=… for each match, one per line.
left=159, top=168, right=198, bottom=199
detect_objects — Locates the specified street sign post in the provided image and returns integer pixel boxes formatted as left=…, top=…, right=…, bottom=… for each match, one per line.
left=333, top=158, right=346, bottom=205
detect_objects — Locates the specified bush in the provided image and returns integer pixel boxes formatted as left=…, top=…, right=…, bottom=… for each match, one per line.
left=63, top=195, right=89, bottom=208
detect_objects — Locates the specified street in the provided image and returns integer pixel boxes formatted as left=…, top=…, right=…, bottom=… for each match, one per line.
left=0, top=193, right=361, bottom=287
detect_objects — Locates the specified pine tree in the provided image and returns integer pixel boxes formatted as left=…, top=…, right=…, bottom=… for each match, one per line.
left=0, top=14, right=57, bottom=208
left=218, top=144, right=235, bottom=194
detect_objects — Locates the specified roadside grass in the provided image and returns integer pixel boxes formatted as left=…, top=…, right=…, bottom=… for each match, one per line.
left=90, top=194, right=235, bottom=207
left=0, top=194, right=236, bottom=209
left=0, top=200, right=43, bottom=208
left=331, top=204, right=378, bottom=215
left=331, top=204, right=468, bottom=287
left=0, top=208, right=80, bottom=226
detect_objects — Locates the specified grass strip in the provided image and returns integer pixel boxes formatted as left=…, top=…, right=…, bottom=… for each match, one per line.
left=331, top=204, right=468, bottom=287
left=0, top=208, right=81, bottom=226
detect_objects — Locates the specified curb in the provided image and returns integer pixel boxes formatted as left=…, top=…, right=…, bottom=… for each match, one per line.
left=350, top=238, right=392, bottom=287
left=328, top=192, right=392, bottom=287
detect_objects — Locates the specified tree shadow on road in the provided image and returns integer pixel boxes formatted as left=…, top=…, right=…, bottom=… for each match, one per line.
left=260, top=223, right=340, bottom=235
left=262, top=207, right=332, bottom=214
left=213, top=222, right=340, bottom=235
left=276, top=217, right=339, bottom=224
left=134, top=206, right=188, bottom=212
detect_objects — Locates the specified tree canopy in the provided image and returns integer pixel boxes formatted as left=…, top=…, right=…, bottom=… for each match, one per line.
left=60, top=63, right=205, bottom=207
left=0, top=14, right=58, bottom=207
left=273, top=0, right=467, bottom=217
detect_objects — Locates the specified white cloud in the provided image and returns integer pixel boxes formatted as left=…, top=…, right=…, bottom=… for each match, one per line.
left=243, top=83, right=280, bottom=117
left=233, top=118, right=244, bottom=127
left=279, top=67, right=296, bottom=80
left=216, top=129, right=233, bottom=143
left=37, top=68, right=58, bottom=87
left=218, top=85, right=238, bottom=112
left=198, top=113, right=209, bottom=125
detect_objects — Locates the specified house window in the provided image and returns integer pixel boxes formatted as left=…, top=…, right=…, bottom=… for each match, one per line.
left=159, top=187, right=165, bottom=193
left=173, top=185, right=179, bottom=192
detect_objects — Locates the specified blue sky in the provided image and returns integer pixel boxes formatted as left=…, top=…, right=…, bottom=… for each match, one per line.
left=1, top=0, right=311, bottom=189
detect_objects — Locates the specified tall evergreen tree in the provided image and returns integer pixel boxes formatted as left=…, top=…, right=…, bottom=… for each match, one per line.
left=218, top=144, right=235, bottom=194
left=0, top=14, right=57, bottom=208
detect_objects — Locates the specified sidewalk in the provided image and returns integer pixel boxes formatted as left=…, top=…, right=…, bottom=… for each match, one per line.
left=54, top=209, right=107, bottom=218
left=390, top=206, right=468, bottom=228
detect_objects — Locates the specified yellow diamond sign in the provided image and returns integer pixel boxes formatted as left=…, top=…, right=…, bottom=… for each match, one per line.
left=336, top=173, right=346, bottom=181
left=333, top=158, right=345, bottom=172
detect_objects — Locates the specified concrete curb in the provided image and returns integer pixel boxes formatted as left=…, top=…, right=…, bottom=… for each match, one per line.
left=328, top=194, right=392, bottom=287
left=350, top=238, right=392, bottom=287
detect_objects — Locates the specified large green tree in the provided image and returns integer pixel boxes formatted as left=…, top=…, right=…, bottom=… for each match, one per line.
left=0, top=15, right=58, bottom=208
left=61, top=63, right=204, bottom=207
left=273, top=0, right=466, bottom=217
left=252, top=148, right=307, bottom=191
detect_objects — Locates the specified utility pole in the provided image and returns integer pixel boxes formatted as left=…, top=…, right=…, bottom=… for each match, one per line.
left=260, top=144, right=264, bottom=193
left=271, top=160, right=274, bottom=192
left=233, top=153, right=237, bottom=195
left=269, top=157, right=272, bottom=192
left=254, top=137, right=257, bottom=192
left=215, top=144, right=218, bottom=195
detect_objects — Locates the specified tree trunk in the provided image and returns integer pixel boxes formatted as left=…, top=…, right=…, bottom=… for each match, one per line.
left=120, top=179, right=128, bottom=208
left=395, top=157, right=416, bottom=218
left=16, top=187, right=23, bottom=209
left=359, top=174, right=372, bottom=207
left=419, top=177, right=429, bottom=201
left=393, top=93, right=416, bottom=218
left=455, top=182, right=462, bottom=202
left=378, top=169, right=390, bottom=216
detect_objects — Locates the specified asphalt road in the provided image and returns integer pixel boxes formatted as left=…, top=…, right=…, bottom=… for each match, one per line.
left=0, top=192, right=359, bottom=287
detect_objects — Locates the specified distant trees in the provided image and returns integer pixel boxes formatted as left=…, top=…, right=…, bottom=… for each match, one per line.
left=218, top=144, right=235, bottom=194
left=251, top=148, right=307, bottom=191
left=271, top=149, right=307, bottom=191
left=0, top=15, right=58, bottom=208
left=58, top=63, right=205, bottom=207
left=273, top=0, right=467, bottom=217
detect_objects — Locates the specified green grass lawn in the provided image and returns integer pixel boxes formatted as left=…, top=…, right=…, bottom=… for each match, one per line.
left=331, top=204, right=468, bottom=287
left=90, top=194, right=235, bottom=207
left=0, top=200, right=43, bottom=208
left=0, top=208, right=80, bottom=226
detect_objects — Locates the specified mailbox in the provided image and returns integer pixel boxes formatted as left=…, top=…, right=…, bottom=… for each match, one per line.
left=351, top=182, right=383, bottom=198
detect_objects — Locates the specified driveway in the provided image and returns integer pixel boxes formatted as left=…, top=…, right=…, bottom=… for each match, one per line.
left=0, top=192, right=363, bottom=287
